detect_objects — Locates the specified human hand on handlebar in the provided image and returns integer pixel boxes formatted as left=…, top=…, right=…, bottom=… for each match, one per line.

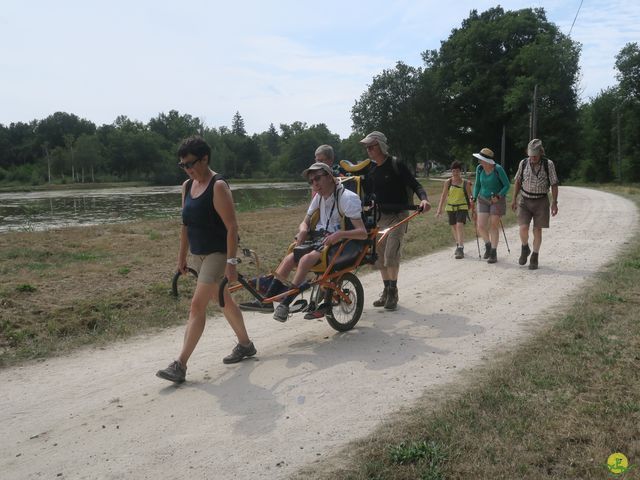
left=418, top=199, right=431, bottom=213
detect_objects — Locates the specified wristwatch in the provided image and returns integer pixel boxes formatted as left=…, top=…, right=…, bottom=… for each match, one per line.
left=226, top=257, right=241, bottom=265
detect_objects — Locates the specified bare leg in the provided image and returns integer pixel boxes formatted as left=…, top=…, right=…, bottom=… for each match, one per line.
left=455, top=222, right=465, bottom=246
left=178, top=282, right=215, bottom=367
left=477, top=212, right=490, bottom=243
left=532, top=227, right=543, bottom=252
left=489, top=215, right=501, bottom=247
left=380, top=265, right=400, bottom=281
left=519, top=224, right=530, bottom=245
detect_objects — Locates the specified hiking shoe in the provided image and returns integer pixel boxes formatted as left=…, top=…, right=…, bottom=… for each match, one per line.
left=518, top=244, right=531, bottom=265
left=304, top=303, right=327, bottom=319
left=454, top=246, right=464, bottom=259
left=223, top=342, right=257, bottom=364
left=273, top=304, right=289, bottom=322
left=384, top=287, right=398, bottom=310
left=529, top=252, right=539, bottom=270
left=156, top=360, right=186, bottom=383
left=487, top=248, right=498, bottom=264
left=483, top=242, right=492, bottom=259
left=373, top=287, right=388, bottom=307
left=239, top=299, right=274, bottom=313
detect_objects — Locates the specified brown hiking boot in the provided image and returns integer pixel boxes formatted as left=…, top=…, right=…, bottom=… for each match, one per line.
left=519, top=244, right=531, bottom=265
left=529, top=252, right=539, bottom=270
left=373, top=287, right=388, bottom=307
left=384, top=287, right=398, bottom=310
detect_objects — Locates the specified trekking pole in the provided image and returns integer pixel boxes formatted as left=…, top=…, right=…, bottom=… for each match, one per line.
left=499, top=219, right=511, bottom=254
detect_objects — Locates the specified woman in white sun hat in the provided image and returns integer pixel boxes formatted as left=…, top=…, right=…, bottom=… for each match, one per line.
left=471, top=147, right=510, bottom=264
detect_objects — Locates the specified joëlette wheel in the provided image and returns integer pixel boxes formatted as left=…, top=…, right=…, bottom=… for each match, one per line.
left=325, top=272, right=363, bottom=332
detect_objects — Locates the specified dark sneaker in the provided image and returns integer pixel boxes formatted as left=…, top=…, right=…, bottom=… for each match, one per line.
left=273, top=304, right=289, bottom=322
left=519, top=244, right=531, bottom=265
left=528, top=252, right=539, bottom=270
left=239, top=300, right=274, bottom=313
left=483, top=242, right=492, bottom=259
left=384, top=287, right=398, bottom=310
left=487, top=248, right=498, bottom=264
left=223, top=342, right=257, bottom=364
left=156, top=360, right=186, bottom=383
left=304, top=307, right=325, bottom=320
left=454, top=247, right=464, bottom=259
left=373, top=287, right=388, bottom=307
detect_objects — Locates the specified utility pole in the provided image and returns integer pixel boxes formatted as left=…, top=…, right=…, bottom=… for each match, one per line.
left=530, top=84, right=538, bottom=140
left=617, top=110, right=622, bottom=182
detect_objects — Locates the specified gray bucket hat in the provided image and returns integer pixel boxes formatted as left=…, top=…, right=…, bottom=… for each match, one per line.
left=359, top=131, right=389, bottom=156
left=301, top=162, right=333, bottom=178
left=527, top=138, right=544, bottom=156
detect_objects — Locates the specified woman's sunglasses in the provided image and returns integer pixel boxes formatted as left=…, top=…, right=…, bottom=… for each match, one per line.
left=177, top=157, right=202, bottom=169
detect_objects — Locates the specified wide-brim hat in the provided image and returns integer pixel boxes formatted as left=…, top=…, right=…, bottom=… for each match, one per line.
left=473, top=147, right=495, bottom=165
left=301, top=162, right=334, bottom=178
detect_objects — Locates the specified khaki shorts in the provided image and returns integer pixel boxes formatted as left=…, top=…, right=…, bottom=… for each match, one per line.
left=477, top=195, right=506, bottom=216
left=518, top=196, right=550, bottom=228
left=375, top=211, right=408, bottom=269
left=190, top=252, right=226, bottom=285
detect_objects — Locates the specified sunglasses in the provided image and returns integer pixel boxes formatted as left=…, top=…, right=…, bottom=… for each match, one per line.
left=308, top=173, right=327, bottom=185
left=177, top=157, right=202, bottom=169
left=366, top=144, right=378, bottom=150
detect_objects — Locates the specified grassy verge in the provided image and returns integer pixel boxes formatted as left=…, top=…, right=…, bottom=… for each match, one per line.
left=1, top=179, right=502, bottom=366
left=294, top=184, right=640, bottom=479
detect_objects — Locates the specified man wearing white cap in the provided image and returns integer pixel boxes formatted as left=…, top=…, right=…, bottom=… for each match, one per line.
left=359, top=131, right=431, bottom=310
left=511, top=139, right=559, bottom=270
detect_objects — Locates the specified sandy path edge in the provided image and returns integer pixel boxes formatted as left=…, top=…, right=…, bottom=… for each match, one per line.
left=1, top=186, right=637, bottom=480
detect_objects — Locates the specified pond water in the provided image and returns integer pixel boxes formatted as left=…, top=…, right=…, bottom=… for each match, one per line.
left=0, top=183, right=310, bottom=233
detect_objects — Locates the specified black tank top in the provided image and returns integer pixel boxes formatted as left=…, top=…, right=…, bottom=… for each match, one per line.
left=181, top=174, right=228, bottom=255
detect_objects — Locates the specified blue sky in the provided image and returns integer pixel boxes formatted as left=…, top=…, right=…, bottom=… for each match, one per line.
left=1, top=0, right=639, bottom=138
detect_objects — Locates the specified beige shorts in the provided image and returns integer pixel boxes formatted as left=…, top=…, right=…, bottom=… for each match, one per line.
left=375, top=211, right=408, bottom=269
left=477, top=195, right=506, bottom=216
left=190, top=252, right=226, bottom=285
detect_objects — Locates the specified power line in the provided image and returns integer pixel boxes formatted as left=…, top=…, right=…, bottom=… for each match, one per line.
left=568, top=0, right=584, bottom=36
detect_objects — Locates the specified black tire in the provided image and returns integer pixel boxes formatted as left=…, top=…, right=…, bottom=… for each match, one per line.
left=325, top=272, right=364, bottom=332
left=171, top=268, right=198, bottom=297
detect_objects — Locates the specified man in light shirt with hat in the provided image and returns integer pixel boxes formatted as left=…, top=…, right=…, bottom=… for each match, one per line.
left=511, top=138, right=559, bottom=270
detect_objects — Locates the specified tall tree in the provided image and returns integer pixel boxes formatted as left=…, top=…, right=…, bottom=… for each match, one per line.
left=421, top=7, right=581, bottom=175
left=351, top=62, right=424, bottom=169
left=148, top=110, right=203, bottom=144
left=231, top=111, right=247, bottom=137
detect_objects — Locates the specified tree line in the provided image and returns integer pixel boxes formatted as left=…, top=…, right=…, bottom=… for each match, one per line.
left=1, top=6, right=638, bottom=187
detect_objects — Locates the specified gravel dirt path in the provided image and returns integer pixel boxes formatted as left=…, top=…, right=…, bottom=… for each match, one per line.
left=1, top=186, right=637, bottom=480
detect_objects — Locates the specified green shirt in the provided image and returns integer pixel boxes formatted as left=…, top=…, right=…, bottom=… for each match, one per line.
left=473, top=164, right=510, bottom=200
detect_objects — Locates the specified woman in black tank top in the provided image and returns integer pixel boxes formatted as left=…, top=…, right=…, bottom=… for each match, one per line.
left=156, top=136, right=257, bottom=384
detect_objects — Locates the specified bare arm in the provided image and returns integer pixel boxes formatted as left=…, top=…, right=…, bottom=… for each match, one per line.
left=435, top=179, right=450, bottom=217
left=511, top=179, right=521, bottom=211
left=295, top=215, right=312, bottom=245
left=213, top=179, right=240, bottom=283
left=551, top=184, right=559, bottom=216
left=324, top=217, right=367, bottom=246
left=177, top=180, right=190, bottom=273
